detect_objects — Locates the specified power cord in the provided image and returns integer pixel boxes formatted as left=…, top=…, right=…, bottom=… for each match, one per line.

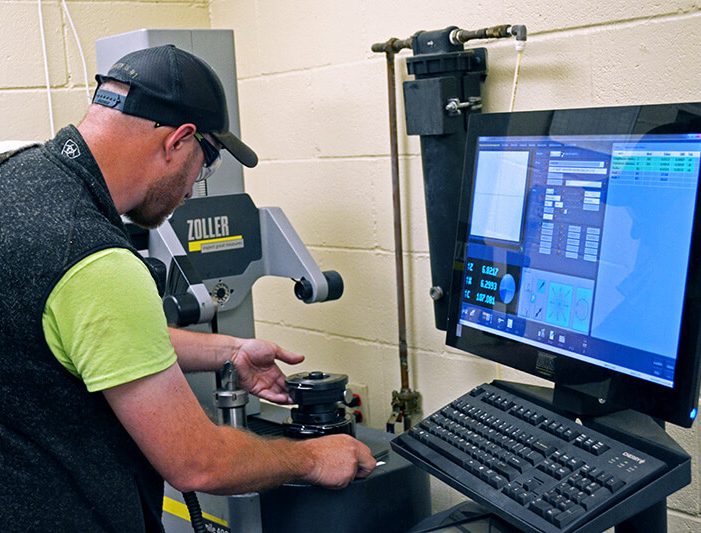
left=509, top=46, right=524, bottom=112
left=37, top=0, right=55, bottom=137
left=509, top=26, right=527, bottom=112
left=36, top=0, right=92, bottom=138
left=61, top=0, right=91, bottom=104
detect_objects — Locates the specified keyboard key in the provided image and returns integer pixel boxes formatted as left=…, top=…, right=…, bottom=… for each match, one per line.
left=547, top=422, right=562, bottom=434
left=561, top=428, right=577, bottom=441
left=553, top=482, right=569, bottom=495
left=553, top=466, right=570, bottom=480
left=566, top=457, right=584, bottom=470
left=594, top=470, right=610, bottom=484
left=587, top=468, right=604, bottom=480
left=503, top=482, right=518, bottom=497
left=529, top=498, right=554, bottom=518
left=516, top=491, right=535, bottom=506
left=524, top=450, right=544, bottom=465
left=529, top=412, right=545, bottom=425
left=581, top=487, right=610, bottom=511
left=553, top=505, right=585, bottom=528
left=584, top=481, right=602, bottom=495
left=543, top=506, right=560, bottom=523
left=591, top=442, right=610, bottom=456
left=532, top=441, right=556, bottom=456
left=489, top=474, right=507, bottom=489
left=507, top=456, right=528, bottom=473
left=521, top=477, right=542, bottom=492
left=493, top=461, right=519, bottom=481
left=605, top=476, right=626, bottom=493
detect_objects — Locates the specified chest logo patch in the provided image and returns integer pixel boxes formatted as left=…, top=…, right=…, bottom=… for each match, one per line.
left=61, top=139, right=81, bottom=159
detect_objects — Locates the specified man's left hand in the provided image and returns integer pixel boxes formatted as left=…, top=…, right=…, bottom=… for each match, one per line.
left=231, top=339, right=304, bottom=404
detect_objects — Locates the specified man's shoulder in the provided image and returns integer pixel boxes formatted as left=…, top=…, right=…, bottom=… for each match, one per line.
left=55, top=248, right=151, bottom=296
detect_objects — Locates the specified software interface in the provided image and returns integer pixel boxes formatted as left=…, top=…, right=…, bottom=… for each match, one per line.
left=456, top=134, right=701, bottom=387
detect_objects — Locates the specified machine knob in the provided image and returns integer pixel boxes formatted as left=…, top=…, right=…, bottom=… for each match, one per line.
left=163, top=293, right=200, bottom=327
left=293, top=271, right=344, bottom=303
left=323, top=270, right=344, bottom=301
left=294, top=278, right=313, bottom=301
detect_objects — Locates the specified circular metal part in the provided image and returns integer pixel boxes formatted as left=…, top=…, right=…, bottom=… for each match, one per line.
left=230, top=407, right=248, bottom=429
left=210, top=282, right=231, bottom=305
left=283, top=371, right=354, bottom=439
left=214, top=389, right=249, bottom=409
left=343, top=388, right=354, bottom=405
left=283, top=414, right=354, bottom=440
left=429, top=286, right=444, bottom=301
left=293, top=278, right=313, bottom=301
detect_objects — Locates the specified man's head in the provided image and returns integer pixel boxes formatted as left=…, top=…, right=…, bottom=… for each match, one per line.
left=93, top=44, right=257, bottom=169
left=83, top=46, right=257, bottom=228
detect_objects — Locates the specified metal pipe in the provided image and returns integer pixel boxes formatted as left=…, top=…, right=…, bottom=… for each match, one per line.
left=371, top=37, right=413, bottom=54
left=373, top=41, right=423, bottom=433
left=383, top=50, right=411, bottom=393
left=449, top=24, right=511, bottom=44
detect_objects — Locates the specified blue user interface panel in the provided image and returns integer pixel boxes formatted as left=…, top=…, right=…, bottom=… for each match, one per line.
left=457, top=134, right=701, bottom=387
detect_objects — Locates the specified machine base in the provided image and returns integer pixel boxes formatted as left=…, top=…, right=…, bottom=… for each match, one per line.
left=163, top=403, right=431, bottom=533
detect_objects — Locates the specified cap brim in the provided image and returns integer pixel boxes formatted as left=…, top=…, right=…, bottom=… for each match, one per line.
left=212, top=131, right=258, bottom=168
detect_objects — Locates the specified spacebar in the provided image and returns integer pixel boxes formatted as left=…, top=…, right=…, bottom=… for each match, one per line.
left=414, top=434, right=472, bottom=468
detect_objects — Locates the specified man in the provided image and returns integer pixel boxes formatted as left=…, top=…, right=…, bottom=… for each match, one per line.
left=0, top=45, right=375, bottom=531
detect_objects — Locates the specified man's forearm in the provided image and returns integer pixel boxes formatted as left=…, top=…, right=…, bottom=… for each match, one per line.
left=171, top=425, right=315, bottom=495
left=168, top=327, right=238, bottom=372
left=104, top=362, right=373, bottom=494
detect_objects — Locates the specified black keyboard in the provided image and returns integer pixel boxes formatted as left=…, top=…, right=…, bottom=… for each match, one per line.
left=391, top=383, right=666, bottom=533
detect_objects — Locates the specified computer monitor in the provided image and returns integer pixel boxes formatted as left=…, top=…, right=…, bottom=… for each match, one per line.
left=446, top=102, right=701, bottom=428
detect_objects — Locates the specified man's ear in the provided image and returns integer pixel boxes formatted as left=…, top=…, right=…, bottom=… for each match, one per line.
left=163, top=124, right=197, bottom=161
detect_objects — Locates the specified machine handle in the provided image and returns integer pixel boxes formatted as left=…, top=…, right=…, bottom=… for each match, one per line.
left=294, top=270, right=344, bottom=303
left=163, top=293, right=201, bottom=327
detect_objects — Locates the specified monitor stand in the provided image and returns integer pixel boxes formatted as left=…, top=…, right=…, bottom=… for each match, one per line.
left=490, top=380, right=691, bottom=533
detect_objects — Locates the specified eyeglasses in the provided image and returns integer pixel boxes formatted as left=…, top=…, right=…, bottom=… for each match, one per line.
left=194, top=132, right=222, bottom=182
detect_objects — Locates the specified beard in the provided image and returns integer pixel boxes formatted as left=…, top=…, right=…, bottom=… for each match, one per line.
left=126, top=150, right=199, bottom=229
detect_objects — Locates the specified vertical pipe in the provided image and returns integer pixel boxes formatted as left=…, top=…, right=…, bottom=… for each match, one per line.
left=384, top=51, right=411, bottom=392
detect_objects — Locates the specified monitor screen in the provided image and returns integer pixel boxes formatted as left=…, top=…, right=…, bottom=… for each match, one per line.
left=446, top=103, right=701, bottom=427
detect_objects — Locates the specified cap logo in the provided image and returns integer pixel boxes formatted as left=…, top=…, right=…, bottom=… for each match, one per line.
left=111, top=62, right=139, bottom=79
left=61, top=139, right=81, bottom=159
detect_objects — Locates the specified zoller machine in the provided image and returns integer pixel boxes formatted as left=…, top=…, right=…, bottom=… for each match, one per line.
left=96, top=29, right=430, bottom=533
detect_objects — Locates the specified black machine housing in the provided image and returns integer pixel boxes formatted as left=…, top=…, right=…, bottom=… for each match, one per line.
left=402, top=27, right=488, bottom=331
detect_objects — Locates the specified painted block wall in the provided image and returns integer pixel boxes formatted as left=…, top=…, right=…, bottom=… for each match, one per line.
left=210, top=0, right=701, bottom=526
left=1, top=0, right=699, bottom=527
left=0, top=0, right=210, bottom=141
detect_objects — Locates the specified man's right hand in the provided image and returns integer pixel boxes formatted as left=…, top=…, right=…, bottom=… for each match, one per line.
left=297, top=434, right=377, bottom=489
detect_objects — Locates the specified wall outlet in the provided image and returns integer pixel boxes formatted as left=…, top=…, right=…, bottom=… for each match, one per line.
left=347, top=382, right=369, bottom=426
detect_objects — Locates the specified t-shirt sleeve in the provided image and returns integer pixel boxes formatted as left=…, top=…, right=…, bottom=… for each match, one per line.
left=42, top=247, right=177, bottom=392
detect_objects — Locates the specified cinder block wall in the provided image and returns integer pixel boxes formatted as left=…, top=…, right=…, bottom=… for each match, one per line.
left=1, top=0, right=699, bottom=527
left=211, top=0, right=701, bottom=526
left=0, top=0, right=210, bottom=141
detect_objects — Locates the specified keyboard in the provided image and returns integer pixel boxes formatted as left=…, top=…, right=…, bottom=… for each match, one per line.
left=391, top=383, right=666, bottom=533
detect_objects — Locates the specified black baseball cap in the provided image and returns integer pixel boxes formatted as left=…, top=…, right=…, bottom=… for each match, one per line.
left=94, top=45, right=257, bottom=168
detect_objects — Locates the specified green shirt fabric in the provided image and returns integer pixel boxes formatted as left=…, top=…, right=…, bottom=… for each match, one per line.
left=42, top=248, right=177, bottom=392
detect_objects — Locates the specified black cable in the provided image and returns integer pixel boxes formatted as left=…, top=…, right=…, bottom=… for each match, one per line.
left=182, top=491, right=207, bottom=533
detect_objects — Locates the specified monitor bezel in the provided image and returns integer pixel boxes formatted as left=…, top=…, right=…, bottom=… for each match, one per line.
left=445, top=102, right=701, bottom=428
